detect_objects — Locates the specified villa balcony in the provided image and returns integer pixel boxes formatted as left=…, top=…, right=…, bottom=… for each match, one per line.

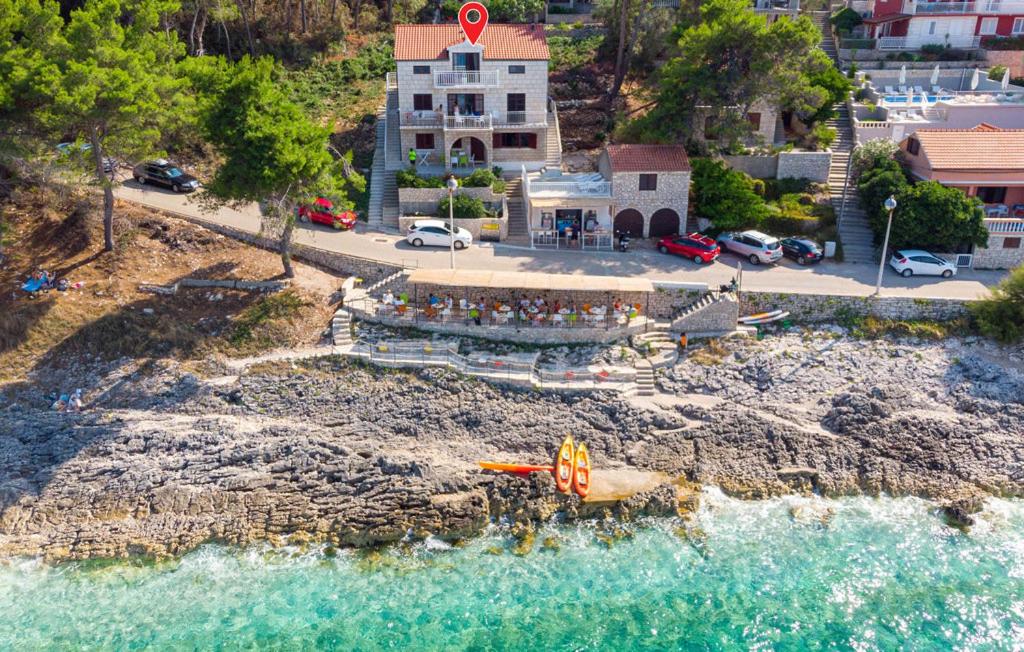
left=909, top=0, right=1024, bottom=13
left=434, top=70, right=500, bottom=89
left=525, top=175, right=612, bottom=199
left=493, top=111, right=550, bottom=128
left=877, top=34, right=981, bottom=49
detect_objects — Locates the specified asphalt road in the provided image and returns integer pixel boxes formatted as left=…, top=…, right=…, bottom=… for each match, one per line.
left=114, top=180, right=1006, bottom=300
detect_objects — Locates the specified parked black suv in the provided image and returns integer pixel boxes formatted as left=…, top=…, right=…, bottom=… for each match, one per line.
left=132, top=159, right=199, bottom=192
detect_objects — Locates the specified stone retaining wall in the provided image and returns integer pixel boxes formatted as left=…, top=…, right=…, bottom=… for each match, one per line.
left=740, top=291, right=970, bottom=323
left=398, top=187, right=503, bottom=216
left=143, top=206, right=403, bottom=284
left=983, top=49, right=1024, bottom=78
left=721, top=151, right=831, bottom=183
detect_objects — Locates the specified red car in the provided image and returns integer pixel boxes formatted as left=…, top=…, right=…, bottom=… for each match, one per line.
left=658, top=233, right=721, bottom=264
left=298, top=197, right=357, bottom=230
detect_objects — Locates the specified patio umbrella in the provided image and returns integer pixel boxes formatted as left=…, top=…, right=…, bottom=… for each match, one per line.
left=930, top=64, right=940, bottom=87
left=899, top=65, right=907, bottom=87
left=1002, top=67, right=1011, bottom=91
left=970, top=68, right=980, bottom=90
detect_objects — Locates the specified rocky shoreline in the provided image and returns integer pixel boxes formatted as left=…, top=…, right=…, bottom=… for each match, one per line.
left=1, top=332, right=1023, bottom=561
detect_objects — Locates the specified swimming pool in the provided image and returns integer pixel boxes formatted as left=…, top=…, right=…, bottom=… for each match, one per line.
left=883, top=94, right=955, bottom=103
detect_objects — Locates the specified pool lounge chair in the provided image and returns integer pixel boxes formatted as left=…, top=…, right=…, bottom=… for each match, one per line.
left=884, top=85, right=895, bottom=95
left=931, top=85, right=942, bottom=95
left=914, top=85, right=925, bottom=94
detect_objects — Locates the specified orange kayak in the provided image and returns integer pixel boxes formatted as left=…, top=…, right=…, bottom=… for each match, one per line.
left=554, top=435, right=575, bottom=494
left=572, top=442, right=591, bottom=498
left=478, top=461, right=555, bottom=476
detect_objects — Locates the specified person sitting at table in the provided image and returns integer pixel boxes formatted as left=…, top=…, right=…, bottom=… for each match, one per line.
left=534, top=296, right=545, bottom=309
left=613, top=298, right=623, bottom=313
left=382, top=291, right=394, bottom=307
left=519, top=295, right=530, bottom=309
left=428, top=293, right=440, bottom=306
left=552, top=300, right=561, bottom=314
left=445, top=294, right=454, bottom=311
left=568, top=304, right=578, bottom=326
left=518, top=307, right=528, bottom=323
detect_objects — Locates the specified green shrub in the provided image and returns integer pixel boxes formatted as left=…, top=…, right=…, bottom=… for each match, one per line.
left=461, top=168, right=497, bottom=188
left=691, top=158, right=770, bottom=230
left=763, top=177, right=813, bottom=200
left=810, top=124, right=837, bottom=150
left=830, top=7, right=863, bottom=32
left=970, top=265, right=1024, bottom=343
left=982, top=35, right=1024, bottom=50
left=988, top=64, right=1008, bottom=81
left=395, top=169, right=446, bottom=188
left=764, top=211, right=820, bottom=235
left=439, top=194, right=488, bottom=219
left=751, top=179, right=766, bottom=197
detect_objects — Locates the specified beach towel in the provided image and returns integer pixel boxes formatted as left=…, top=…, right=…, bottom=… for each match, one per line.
left=22, top=276, right=47, bottom=293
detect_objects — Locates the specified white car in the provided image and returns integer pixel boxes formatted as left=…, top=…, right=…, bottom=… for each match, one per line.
left=889, top=249, right=957, bottom=278
left=716, top=230, right=783, bottom=265
left=406, top=220, right=473, bottom=249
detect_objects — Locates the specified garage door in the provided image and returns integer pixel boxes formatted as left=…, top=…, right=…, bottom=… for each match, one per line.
left=613, top=209, right=644, bottom=238
left=648, top=208, right=680, bottom=238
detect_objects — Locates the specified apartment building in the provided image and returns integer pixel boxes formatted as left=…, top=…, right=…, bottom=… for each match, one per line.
left=389, top=23, right=559, bottom=173
left=851, top=0, right=1024, bottom=50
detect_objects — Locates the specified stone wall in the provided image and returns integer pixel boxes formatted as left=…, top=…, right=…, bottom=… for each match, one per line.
left=646, top=286, right=705, bottom=319
left=982, top=49, right=1024, bottom=78
left=398, top=186, right=503, bottom=216
left=777, top=151, right=832, bottom=182
left=144, top=205, right=403, bottom=284
left=356, top=312, right=650, bottom=344
left=973, top=233, right=1024, bottom=269
left=398, top=214, right=509, bottom=241
left=609, top=170, right=691, bottom=238
left=722, top=151, right=831, bottom=182
left=740, top=292, right=971, bottom=323
left=674, top=294, right=740, bottom=334
left=721, top=155, right=778, bottom=179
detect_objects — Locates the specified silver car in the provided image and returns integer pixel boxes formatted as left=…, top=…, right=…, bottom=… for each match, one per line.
left=717, top=230, right=783, bottom=265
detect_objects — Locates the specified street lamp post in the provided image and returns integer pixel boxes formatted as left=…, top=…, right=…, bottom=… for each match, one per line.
left=446, top=175, right=458, bottom=270
left=875, top=195, right=897, bottom=296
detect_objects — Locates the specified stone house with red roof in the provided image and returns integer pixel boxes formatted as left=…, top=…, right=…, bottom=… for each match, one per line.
left=388, top=23, right=559, bottom=173
left=519, top=144, right=692, bottom=249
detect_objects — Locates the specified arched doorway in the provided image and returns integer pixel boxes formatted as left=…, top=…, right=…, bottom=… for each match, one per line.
left=649, top=208, right=680, bottom=238
left=613, top=209, right=644, bottom=238
left=450, top=137, right=487, bottom=169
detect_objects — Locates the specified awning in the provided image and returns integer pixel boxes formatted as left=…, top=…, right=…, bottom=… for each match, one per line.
left=863, top=13, right=910, bottom=24
left=406, top=269, right=655, bottom=293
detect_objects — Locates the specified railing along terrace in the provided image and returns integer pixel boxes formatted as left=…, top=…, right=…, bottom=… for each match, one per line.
left=493, top=111, right=550, bottom=127
left=445, top=114, right=492, bottom=129
left=435, top=70, right=500, bottom=87
left=526, top=180, right=612, bottom=196
left=910, top=0, right=1024, bottom=12
left=877, top=35, right=981, bottom=49
left=984, top=218, right=1024, bottom=233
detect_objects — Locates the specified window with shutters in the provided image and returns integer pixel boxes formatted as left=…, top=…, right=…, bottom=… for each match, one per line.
left=746, top=112, right=761, bottom=131
left=905, top=137, right=920, bottom=155
left=413, top=94, right=433, bottom=111
left=415, top=133, right=435, bottom=149
left=639, top=174, right=657, bottom=191
left=1004, top=237, right=1021, bottom=249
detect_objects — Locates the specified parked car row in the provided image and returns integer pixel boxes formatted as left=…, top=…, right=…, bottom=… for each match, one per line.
left=658, top=230, right=825, bottom=267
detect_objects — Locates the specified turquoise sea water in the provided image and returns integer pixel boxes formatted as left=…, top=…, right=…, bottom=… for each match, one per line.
left=2, top=490, right=1024, bottom=650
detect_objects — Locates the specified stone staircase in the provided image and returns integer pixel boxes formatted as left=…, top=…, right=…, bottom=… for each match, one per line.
left=367, top=111, right=386, bottom=228
left=633, top=330, right=679, bottom=369
left=331, top=309, right=352, bottom=346
left=632, top=358, right=655, bottom=396
left=545, top=103, right=563, bottom=170
left=813, top=11, right=878, bottom=264
left=670, top=291, right=740, bottom=334
left=504, top=177, right=527, bottom=238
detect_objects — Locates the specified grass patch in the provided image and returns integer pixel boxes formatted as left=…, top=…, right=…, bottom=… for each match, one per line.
left=689, top=338, right=729, bottom=365
left=849, top=315, right=975, bottom=340
left=229, top=291, right=310, bottom=350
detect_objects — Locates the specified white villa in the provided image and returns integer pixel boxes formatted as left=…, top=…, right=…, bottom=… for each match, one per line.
left=849, top=67, right=1024, bottom=143
left=387, top=23, right=560, bottom=174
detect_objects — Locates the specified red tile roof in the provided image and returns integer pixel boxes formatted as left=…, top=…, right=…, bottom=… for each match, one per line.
left=909, top=124, right=1024, bottom=171
left=394, top=24, right=549, bottom=61
left=604, top=144, right=692, bottom=173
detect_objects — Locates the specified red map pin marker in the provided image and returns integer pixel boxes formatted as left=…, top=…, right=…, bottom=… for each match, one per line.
left=458, top=2, right=488, bottom=45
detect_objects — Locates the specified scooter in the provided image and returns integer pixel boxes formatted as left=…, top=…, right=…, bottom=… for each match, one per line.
left=617, top=233, right=630, bottom=253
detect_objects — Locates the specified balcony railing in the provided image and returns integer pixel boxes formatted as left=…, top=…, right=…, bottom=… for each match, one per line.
left=385, top=72, right=398, bottom=91
left=526, top=180, right=612, bottom=197
left=399, top=111, right=443, bottom=127
left=877, top=35, right=981, bottom=49
left=493, top=111, right=550, bottom=127
left=434, top=70, right=500, bottom=88
left=910, top=0, right=1024, bottom=13
left=445, top=114, right=492, bottom=130
left=985, top=217, right=1024, bottom=233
